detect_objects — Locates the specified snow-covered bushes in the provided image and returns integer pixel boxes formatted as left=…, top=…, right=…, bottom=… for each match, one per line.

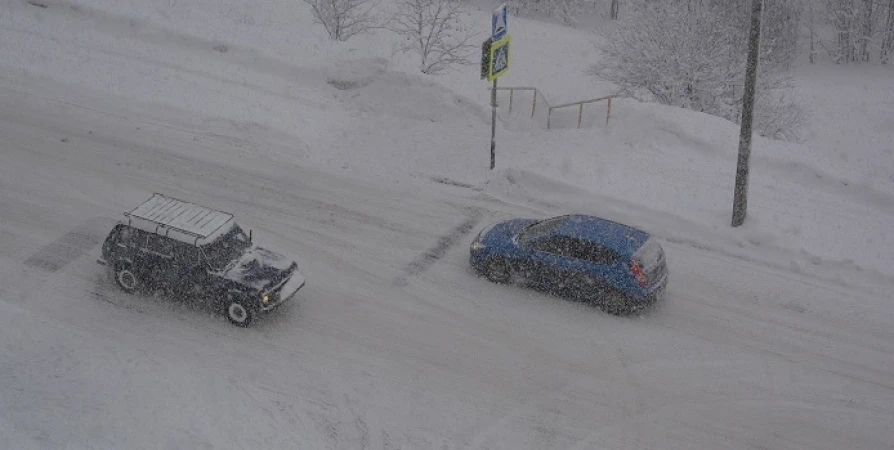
left=304, top=0, right=381, bottom=41
left=505, top=0, right=610, bottom=26
left=592, top=0, right=804, bottom=140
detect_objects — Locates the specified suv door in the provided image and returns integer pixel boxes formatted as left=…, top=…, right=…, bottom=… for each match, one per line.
left=141, top=234, right=175, bottom=289
left=169, top=241, right=209, bottom=297
left=117, top=228, right=154, bottom=282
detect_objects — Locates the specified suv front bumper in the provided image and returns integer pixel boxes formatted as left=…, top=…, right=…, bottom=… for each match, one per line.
left=261, top=271, right=306, bottom=312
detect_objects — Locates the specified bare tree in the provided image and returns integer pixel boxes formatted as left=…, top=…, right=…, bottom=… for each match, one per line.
left=861, top=0, right=875, bottom=61
left=828, top=0, right=860, bottom=62
left=506, top=0, right=590, bottom=25
left=304, top=0, right=380, bottom=41
left=387, top=0, right=479, bottom=74
left=806, top=0, right=818, bottom=63
left=815, top=0, right=894, bottom=63
left=882, top=0, right=894, bottom=63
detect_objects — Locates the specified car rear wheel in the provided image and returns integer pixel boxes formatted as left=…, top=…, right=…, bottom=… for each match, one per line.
left=114, top=262, right=139, bottom=294
left=598, top=290, right=634, bottom=316
left=225, top=299, right=254, bottom=327
left=485, top=258, right=512, bottom=284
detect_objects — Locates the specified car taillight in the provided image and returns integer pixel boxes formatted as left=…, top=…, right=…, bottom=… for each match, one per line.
left=630, top=260, right=649, bottom=287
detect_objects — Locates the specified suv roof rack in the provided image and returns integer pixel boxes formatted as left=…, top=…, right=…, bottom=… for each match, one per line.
left=124, top=193, right=235, bottom=246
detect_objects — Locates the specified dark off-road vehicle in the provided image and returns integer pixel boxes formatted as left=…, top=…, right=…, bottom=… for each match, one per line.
left=98, top=194, right=306, bottom=327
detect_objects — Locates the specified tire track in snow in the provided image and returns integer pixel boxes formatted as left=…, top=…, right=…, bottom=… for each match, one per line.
left=23, top=217, right=115, bottom=272
left=392, top=209, right=483, bottom=287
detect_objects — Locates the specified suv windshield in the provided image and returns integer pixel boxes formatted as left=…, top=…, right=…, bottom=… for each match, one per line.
left=201, top=224, right=251, bottom=271
left=516, top=217, right=566, bottom=248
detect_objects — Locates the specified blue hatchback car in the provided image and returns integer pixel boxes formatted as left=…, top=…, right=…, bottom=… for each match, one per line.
left=469, top=214, right=668, bottom=314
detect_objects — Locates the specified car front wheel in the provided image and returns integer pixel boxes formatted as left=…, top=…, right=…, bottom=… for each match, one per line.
left=225, top=299, right=254, bottom=327
left=485, top=258, right=512, bottom=284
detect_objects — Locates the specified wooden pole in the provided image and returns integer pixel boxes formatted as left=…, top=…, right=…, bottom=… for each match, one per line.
left=578, top=103, right=584, bottom=128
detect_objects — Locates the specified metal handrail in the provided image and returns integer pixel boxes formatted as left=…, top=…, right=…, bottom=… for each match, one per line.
left=492, top=86, right=549, bottom=118
left=489, top=86, right=619, bottom=129
left=547, top=94, right=617, bottom=130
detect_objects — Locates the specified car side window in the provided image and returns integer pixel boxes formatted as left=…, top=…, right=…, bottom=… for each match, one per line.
left=563, top=238, right=589, bottom=261
left=118, top=226, right=134, bottom=245
left=573, top=241, right=620, bottom=265
left=122, top=227, right=151, bottom=249
left=532, top=237, right=556, bottom=254
left=533, top=236, right=574, bottom=258
left=146, top=235, right=173, bottom=256
left=172, top=242, right=200, bottom=265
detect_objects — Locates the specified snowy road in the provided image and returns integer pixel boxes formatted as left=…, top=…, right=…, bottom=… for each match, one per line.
left=1, top=76, right=893, bottom=450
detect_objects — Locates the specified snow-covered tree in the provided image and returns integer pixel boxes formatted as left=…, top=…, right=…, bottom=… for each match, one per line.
left=883, top=0, right=894, bottom=63
left=388, top=0, right=479, bottom=74
left=592, top=0, right=804, bottom=140
left=821, top=0, right=892, bottom=63
left=827, top=0, right=860, bottom=62
left=505, top=0, right=592, bottom=26
left=806, top=0, right=819, bottom=63
left=304, top=0, right=380, bottom=41
left=860, top=0, right=874, bottom=61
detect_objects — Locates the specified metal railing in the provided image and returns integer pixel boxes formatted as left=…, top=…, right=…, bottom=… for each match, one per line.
left=547, top=95, right=616, bottom=130
left=491, top=86, right=619, bottom=130
left=493, top=86, right=543, bottom=118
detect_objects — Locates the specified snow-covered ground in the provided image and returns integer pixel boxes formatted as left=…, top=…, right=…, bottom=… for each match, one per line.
left=1, top=0, right=893, bottom=449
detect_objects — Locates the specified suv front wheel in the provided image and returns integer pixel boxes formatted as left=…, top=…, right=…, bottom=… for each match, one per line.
left=114, top=261, right=139, bottom=294
left=225, top=297, right=254, bottom=327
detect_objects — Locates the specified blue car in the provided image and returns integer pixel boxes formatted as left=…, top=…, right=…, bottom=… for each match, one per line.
left=469, top=214, right=668, bottom=314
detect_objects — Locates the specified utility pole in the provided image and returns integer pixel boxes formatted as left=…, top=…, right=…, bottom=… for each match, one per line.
left=732, top=0, right=763, bottom=227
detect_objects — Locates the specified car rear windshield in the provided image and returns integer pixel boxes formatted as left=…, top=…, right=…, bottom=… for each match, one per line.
left=634, top=237, right=663, bottom=269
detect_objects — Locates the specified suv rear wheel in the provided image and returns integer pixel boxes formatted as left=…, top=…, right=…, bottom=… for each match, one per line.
left=114, top=262, right=139, bottom=294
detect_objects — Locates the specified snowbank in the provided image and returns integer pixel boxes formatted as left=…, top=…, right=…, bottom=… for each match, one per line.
left=482, top=168, right=892, bottom=294
left=2, top=0, right=892, bottom=285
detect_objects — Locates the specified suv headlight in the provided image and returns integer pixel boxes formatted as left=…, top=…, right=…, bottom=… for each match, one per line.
left=471, top=241, right=486, bottom=251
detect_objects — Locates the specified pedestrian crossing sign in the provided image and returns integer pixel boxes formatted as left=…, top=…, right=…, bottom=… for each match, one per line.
left=487, top=36, right=511, bottom=82
left=492, top=4, right=508, bottom=40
